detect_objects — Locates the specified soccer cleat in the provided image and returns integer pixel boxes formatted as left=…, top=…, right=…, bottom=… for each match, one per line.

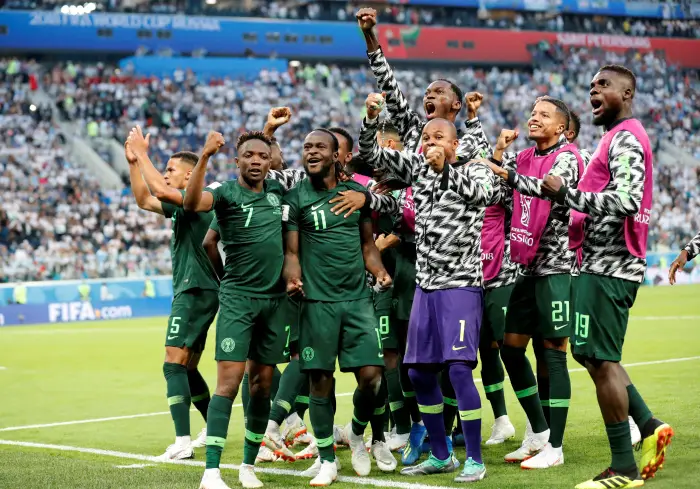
left=504, top=428, right=549, bottom=463
left=302, top=456, right=341, bottom=478
left=347, top=425, right=372, bottom=476
left=199, top=468, right=232, bottom=489
left=256, top=444, right=281, bottom=463
left=263, top=433, right=296, bottom=461
left=454, top=457, right=487, bottom=483
left=639, top=422, right=674, bottom=480
left=400, top=452, right=459, bottom=476
left=520, top=443, right=564, bottom=469
left=575, top=467, right=644, bottom=489
left=333, top=423, right=350, bottom=447
left=370, top=440, right=397, bottom=472
left=446, top=436, right=460, bottom=469
left=156, top=442, right=194, bottom=461
left=309, top=460, right=338, bottom=487
left=401, top=422, right=427, bottom=465
left=295, top=438, right=319, bottom=460
left=629, top=417, right=642, bottom=446
left=387, top=432, right=410, bottom=452
left=485, top=415, right=516, bottom=445
left=283, top=415, right=309, bottom=446
left=191, top=428, right=207, bottom=448
left=239, top=464, right=263, bottom=489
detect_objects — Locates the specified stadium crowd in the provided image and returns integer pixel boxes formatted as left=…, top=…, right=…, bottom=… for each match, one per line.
left=1, top=45, right=698, bottom=282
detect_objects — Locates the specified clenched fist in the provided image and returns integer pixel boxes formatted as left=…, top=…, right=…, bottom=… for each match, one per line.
left=356, top=7, right=377, bottom=32
left=365, top=92, right=386, bottom=120
left=465, top=92, right=484, bottom=119
left=203, top=131, right=225, bottom=158
left=495, top=128, right=519, bottom=152
left=267, top=107, right=292, bottom=129
left=426, top=146, right=446, bottom=173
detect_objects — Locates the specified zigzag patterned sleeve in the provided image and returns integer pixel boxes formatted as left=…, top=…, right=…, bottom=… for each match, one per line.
left=565, top=131, right=644, bottom=218
left=267, top=169, right=306, bottom=190
left=367, top=48, right=423, bottom=144
left=458, top=118, right=493, bottom=160
left=359, top=116, right=418, bottom=185
left=684, top=231, right=700, bottom=260
left=510, top=151, right=579, bottom=199
left=369, top=192, right=400, bottom=214
left=445, top=161, right=495, bottom=207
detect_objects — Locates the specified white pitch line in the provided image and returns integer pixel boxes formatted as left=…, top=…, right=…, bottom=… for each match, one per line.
left=0, top=439, right=456, bottom=489
left=2, top=355, right=699, bottom=433
left=631, top=315, right=700, bottom=321
left=0, top=366, right=6, bottom=370
left=115, top=463, right=155, bottom=469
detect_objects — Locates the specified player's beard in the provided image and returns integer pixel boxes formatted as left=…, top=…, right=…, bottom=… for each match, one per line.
left=306, top=160, right=335, bottom=188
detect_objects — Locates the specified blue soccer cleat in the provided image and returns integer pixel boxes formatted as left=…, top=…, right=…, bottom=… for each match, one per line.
left=401, top=422, right=427, bottom=465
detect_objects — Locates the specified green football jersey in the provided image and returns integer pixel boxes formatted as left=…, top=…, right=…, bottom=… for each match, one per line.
left=283, top=179, right=371, bottom=302
left=205, top=179, right=286, bottom=298
left=161, top=191, right=219, bottom=295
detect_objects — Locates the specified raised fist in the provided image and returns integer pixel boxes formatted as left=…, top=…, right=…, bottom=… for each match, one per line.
left=365, top=92, right=386, bottom=120
left=267, top=107, right=292, bottom=129
left=203, top=131, right=225, bottom=158
left=356, top=7, right=377, bottom=32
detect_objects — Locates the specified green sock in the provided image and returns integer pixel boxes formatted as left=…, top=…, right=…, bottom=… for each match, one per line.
left=295, top=380, right=310, bottom=419
left=626, top=384, right=653, bottom=431
left=205, top=395, right=234, bottom=469
left=271, top=366, right=282, bottom=401
left=331, top=378, right=337, bottom=415
left=441, top=373, right=457, bottom=435
left=241, top=372, right=250, bottom=418
left=310, top=395, right=335, bottom=463
left=351, top=385, right=375, bottom=437
left=400, top=363, right=420, bottom=423
left=538, top=374, right=551, bottom=428
left=502, top=345, right=548, bottom=433
left=480, top=347, right=508, bottom=419
left=243, top=393, right=270, bottom=465
left=369, top=376, right=388, bottom=443
left=187, top=369, right=210, bottom=422
left=270, top=360, right=306, bottom=425
left=606, top=420, right=636, bottom=472
left=163, top=363, right=191, bottom=437
left=545, top=349, right=570, bottom=448
left=386, top=367, right=411, bottom=434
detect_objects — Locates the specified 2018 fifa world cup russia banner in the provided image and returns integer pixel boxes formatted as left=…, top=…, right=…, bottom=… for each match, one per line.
left=0, top=297, right=173, bottom=327
left=376, top=26, right=700, bottom=68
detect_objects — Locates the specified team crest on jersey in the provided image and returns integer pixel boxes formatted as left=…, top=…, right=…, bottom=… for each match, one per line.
left=221, top=338, right=235, bottom=353
left=520, top=195, right=533, bottom=226
left=266, top=193, right=282, bottom=215
left=301, top=347, right=315, bottom=361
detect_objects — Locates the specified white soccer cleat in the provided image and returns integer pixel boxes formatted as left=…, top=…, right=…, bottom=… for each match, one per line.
left=283, top=414, right=309, bottom=446
left=386, top=432, right=409, bottom=452
left=370, top=440, right=397, bottom=472
left=485, top=415, right=516, bottom=445
left=156, top=442, right=194, bottom=461
left=347, top=426, right=371, bottom=476
left=333, top=423, right=350, bottom=447
left=199, top=468, right=232, bottom=489
left=255, top=444, right=281, bottom=463
left=191, top=427, right=207, bottom=448
left=504, top=428, right=549, bottom=463
left=293, top=432, right=315, bottom=447
left=301, top=456, right=341, bottom=478
left=239, top=464, right=264, bottom=488
left=629, top=416, right=642, bottom=446
left=263, top=432, right=296, bottom=461
left=520, top=443, right=564, bottom=469
left=295, top=438, right=319, bottom=460
left=309, top=460, right=338, bottom=487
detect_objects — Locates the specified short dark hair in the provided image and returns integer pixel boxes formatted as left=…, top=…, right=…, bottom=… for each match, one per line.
left=569, top=111, right=581, bottom=141
left=347, top=154, right=373, bottom=178
left=170, top=151, right=199, bottom=166
left=599, top=64, right=637, bottom=92
left=379, top=119, right=400, bottom=138
left=328, top=126, right=354, bottom=153
left=436, top=78, right=463, bottom=108
left=310, top=128, right=339, bottom=152
left=533, top=97, right=570, bottom=129
left=236, top=131, right=272, bottom=150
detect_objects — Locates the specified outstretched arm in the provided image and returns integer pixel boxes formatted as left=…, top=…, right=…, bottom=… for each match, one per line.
left=358, top=114, right=419, bottom=185
left=267, top=168, right=307, bottom=190
left=508, top=151, right=580, bottom=199
left=126, top=141, right=163, bottom=215
left=183, top=132, right=225, bottom=212
left=127, top=126, right=183, bottom=206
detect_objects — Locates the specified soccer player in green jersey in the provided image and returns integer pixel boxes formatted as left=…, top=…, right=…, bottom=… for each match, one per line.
left=124, top=127, right=218, bottom=461
left=282, top=129, right=393, bottom=486
left=184, top=130, right=290, bottom=489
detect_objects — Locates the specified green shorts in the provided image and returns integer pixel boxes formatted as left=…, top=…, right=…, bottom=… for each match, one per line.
left=505, top=274, right=572, bottom=339
left=373, top=287, right=398, bottom=350
left=166, top=288, right=219, bottom=352
left=392, top=243, right=417, bottom=321
left=571, top=273, right=639, bottom=362
left=480, top=284, right=514, bottom=347
left=299, top=297, right=385, bottom=372
left=285, top=296, right=301, bottom=344
left=215, top=289, right=289, bottom=365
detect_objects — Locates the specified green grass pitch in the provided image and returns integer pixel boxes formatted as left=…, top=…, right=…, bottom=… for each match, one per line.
left=1, top=285, right=699, bottom=488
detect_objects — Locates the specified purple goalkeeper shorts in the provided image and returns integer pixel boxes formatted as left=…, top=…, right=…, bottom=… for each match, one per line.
left=404, top=286, right=483, bottom=365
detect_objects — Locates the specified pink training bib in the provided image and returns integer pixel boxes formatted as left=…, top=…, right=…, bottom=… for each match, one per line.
left=481, top=203, right=506, bottom=281
left=568, top=119, right=653, bottom=259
